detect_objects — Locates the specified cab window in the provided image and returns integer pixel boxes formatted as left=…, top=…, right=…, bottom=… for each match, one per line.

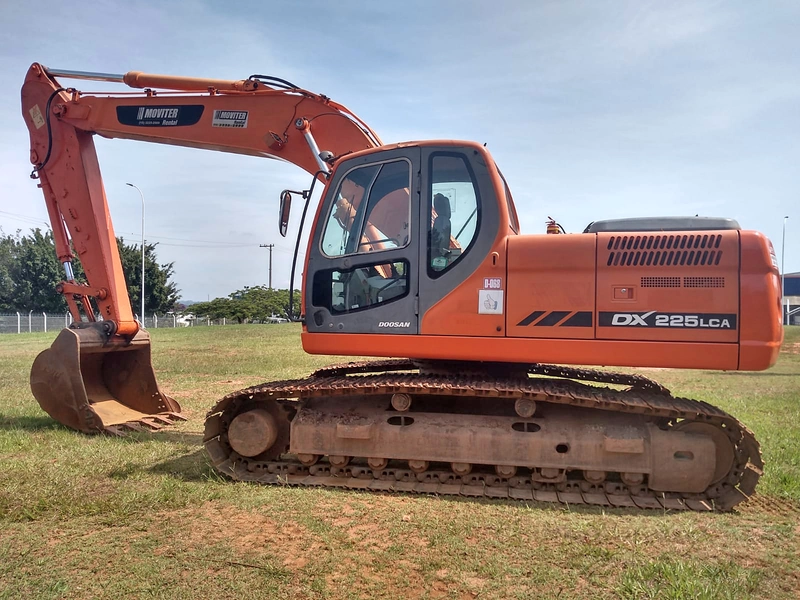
left=428, top=154, right=480, bottom=277
left=321, top=160, right=411, bottom=258
left=312, top=260, right=409, bottom=315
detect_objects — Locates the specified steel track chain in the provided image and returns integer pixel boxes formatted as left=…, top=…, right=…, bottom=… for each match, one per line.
left=310, top=359, right=671, bottom=394
left=204, top=365, right=762, bottom=512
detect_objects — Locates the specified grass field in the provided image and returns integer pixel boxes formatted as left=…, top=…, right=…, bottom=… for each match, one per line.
left=1, top=325, right=798, bottom=599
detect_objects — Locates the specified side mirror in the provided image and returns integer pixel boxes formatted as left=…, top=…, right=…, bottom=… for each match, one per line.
left=279, top=190, right=292, bottom=237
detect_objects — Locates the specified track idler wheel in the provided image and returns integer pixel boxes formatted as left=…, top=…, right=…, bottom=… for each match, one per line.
left=228, top=409, right=278, bottom=457
left=226, top=399, right=291, bottom=460
left=674, top=421, right=735, bottom=485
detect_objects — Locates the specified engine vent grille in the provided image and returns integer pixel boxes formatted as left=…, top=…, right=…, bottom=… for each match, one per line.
left=607, top=249, right=723, bottom=267
left=684, top=276, right=725, bottom=288
left=607, top=233, right=723, bottom=252
left=605, top=234, right=724, bottom=268
left=641, top=277, right=681, bottom=288
left=638, top=276, right=726, bottom=288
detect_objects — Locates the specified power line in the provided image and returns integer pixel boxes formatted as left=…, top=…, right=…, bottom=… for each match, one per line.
left=0, top=210, right=50, bottom=228
left=1, top=210, right=258, bottom=247
left=0, top=210, right=305, bottom=254
left=115, top=231, right=257, bottom=247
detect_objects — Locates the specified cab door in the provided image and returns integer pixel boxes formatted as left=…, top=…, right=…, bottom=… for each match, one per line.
left=417, top=146, right=503, bottom=336
left=305, top=147, right=422, bottom=334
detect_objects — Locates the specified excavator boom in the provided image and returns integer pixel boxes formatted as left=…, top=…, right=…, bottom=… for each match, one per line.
left=21, top=63, right=380, bottom=433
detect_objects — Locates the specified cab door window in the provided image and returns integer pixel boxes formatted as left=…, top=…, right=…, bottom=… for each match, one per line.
left=313, top=260, right=409, bottom=315
left=321, top=160, right=411, bottom=258
left=428, top=154, right=480, bottom=276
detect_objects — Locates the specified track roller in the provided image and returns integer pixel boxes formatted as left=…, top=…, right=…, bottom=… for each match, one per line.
left=451, top=462, right=472, bottom=476
left=297, top=453, right=320, bottom=466
left=368, top=457, right=389, bottom=469
left=329, top=455, right=351, bottom=468
left=495, top=465, right=517, bottom=478
left=408, top=460, right=428, bottom=473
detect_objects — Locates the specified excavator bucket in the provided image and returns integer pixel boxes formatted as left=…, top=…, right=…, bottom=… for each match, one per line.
left=29, top=326, right=184, bottom=434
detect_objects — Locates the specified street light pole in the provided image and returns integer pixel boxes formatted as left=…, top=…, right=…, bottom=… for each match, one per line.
left=126, top=183, right=146, bottom=326
left=782, top=216, right=788, bottom=326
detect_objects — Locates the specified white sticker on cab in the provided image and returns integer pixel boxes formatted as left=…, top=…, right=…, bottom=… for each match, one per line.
left=478, top=290, right=503, bottom=314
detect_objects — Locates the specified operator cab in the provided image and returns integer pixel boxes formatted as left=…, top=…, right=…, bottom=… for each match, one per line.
left=303, top=142, right=506, bottom=335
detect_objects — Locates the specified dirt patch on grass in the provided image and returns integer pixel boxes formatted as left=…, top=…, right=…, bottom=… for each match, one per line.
left=151, top=498, right=443, bottom=597
left=157, top=502, right=322, bottom=571
left=343, top=522, right=390, bottom=550
left=780, top=342, right=800, bottom=354
left=736, top=494, right=800, bottom=517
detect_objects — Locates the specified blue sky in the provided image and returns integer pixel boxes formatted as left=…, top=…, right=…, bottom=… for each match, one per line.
left=1, top=0, right=798, bottom=301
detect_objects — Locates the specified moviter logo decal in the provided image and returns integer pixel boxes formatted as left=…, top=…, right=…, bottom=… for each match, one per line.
left=117, top=105, right=204, bottom=127
left=212, top=110, right=249, bottom=128
left=599, top=311, right=736, bottom=329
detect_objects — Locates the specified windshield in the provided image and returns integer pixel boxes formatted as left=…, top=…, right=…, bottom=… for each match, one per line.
left=321, top=159, right=412, bottom=258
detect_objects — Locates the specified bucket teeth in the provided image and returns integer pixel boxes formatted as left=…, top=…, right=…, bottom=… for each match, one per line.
left=103, top=425, right=127, bottom=437
left=102, top=412, right=187, bottom=435
left=148, top=414, right=177, bottom=425
left=163, top=412, right=188, bottom=422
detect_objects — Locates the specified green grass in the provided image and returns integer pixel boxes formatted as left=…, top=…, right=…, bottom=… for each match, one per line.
left=0, top=325, right=799, bottom=599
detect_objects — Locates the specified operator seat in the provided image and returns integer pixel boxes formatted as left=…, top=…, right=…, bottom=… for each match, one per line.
left=431, top=193, right=452, bottom=270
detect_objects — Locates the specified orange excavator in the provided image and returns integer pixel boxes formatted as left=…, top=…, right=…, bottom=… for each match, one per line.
left=21, top=63, right=782, bottom=510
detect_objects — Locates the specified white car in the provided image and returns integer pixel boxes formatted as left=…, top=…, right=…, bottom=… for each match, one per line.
left=176, top=313, right=195, bottom=327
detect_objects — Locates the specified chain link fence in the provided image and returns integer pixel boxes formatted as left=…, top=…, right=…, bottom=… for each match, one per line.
left=0, top=312, right=288, bottom=334
left=4, top=308, right=796, bottom=335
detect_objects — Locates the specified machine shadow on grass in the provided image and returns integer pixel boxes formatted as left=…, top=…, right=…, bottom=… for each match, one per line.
left=0, top=414, right=70, bottom=432
left=147, top=448, right=221, bottom=482
left=102, top=445, right=221, bottom=483
left=128, top=429, right=205, bottom=444
left=102, top=430, right=216, bottom=482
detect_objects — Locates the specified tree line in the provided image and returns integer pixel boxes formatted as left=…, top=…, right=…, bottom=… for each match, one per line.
left=0, top=228, right=179, bottom=314
left=189, top=286, right=300, bottom=323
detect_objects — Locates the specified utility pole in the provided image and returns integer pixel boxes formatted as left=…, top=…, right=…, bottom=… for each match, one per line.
left=782, top=216, right=788, bottom=325
left=260, top=244, right=275, bottom=289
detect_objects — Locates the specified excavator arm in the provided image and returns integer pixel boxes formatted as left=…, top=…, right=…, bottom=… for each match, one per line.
left=20, top=62, right=381, bottom=433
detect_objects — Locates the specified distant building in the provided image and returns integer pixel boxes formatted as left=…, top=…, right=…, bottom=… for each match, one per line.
left=784, top=272, right=800, bottom=325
